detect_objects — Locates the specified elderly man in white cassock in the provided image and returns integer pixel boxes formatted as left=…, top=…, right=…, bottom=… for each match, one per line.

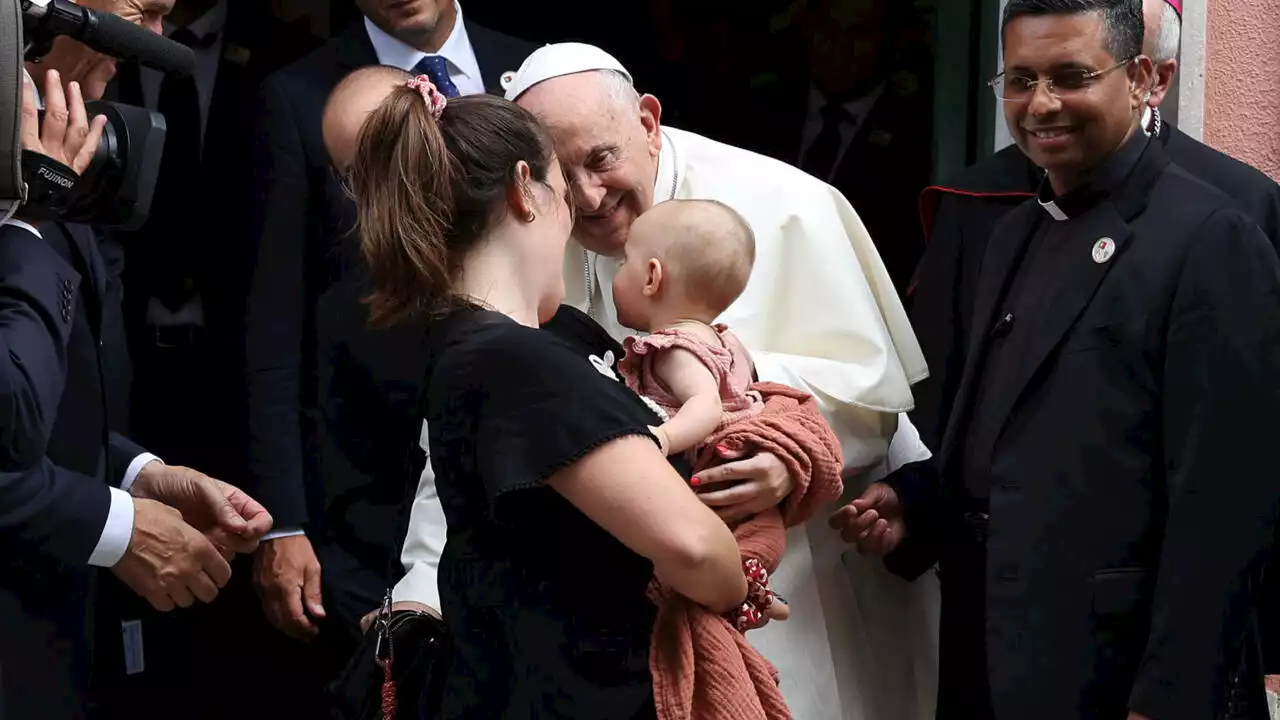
left=499, top=42, right=940, bottom=720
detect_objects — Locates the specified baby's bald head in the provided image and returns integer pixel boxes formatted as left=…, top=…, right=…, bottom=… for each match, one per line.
left=632, top=199, right=756, bottom=316
left=322, top=65, right=412, bottom=172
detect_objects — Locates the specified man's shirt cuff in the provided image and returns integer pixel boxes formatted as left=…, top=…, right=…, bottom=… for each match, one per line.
left=122, top=453, right=162, bottom=492
left=262, top=527, right=306, bottom=541
left=88, top=487, right=134, bottom=567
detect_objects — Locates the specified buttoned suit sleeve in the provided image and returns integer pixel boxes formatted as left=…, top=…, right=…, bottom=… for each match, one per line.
left=906, top=193, right=968, bottom=453
left=0, top=223, right=78, bottom=470
left=0, top=221, right=123, bottom=566
left=243, top=76, right=312, bottom=528
left=1127, top=209, right=1280, bottom=720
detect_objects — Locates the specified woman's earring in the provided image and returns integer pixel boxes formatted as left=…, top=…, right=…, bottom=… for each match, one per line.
left=523, top=210, right=536, bottom=223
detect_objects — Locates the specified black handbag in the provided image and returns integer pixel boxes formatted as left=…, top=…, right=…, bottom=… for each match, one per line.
left=325, top=591, right=453, bottom=720
left=326, top=353, right=454, bottom=719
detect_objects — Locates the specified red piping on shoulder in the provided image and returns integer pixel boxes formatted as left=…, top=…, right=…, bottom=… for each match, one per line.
left=908, top=185, right=1035, bottom=297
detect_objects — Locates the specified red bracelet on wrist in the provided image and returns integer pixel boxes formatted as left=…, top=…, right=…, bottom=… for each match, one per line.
left=726, top=558, right=778, bottom=633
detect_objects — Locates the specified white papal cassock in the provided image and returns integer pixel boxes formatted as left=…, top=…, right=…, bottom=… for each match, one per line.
left=569, top=124, right=941, bottom=720
left=395, top=62, right=942, bottom=720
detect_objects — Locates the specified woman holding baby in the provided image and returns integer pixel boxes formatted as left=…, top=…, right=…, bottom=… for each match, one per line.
left=346, top=75, right=841, bottom=719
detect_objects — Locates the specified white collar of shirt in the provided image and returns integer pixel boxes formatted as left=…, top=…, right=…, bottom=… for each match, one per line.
left=363, top=4, right=485, bottom=95
left=177, top=0, right=227, bottom=42
left=140, top=0, right=227, bottom=146
left=799, top=83, right=886, bottom=182
left=1141, top=106, right=1154, bottom=136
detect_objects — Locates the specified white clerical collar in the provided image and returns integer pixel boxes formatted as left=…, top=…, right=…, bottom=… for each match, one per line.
left=164, top=0, right=226, bottom=41
left=652, top=128, right=682, bottom=203
left=1039, top=196, right=1069, bottom=221
left=1037, top=130, right=1150, bottom=221
left=364, top=2, right=482, bottom=82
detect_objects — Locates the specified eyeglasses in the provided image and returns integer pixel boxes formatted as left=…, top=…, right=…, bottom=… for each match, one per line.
left=989, top=57, right=1138, bottom=102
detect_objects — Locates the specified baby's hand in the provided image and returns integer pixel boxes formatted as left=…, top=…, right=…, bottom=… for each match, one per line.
left=765, top=596, right=790, bottom=622
left=648, top=425, right=671, bottom=456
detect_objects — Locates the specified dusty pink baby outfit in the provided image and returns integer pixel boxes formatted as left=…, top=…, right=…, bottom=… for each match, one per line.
left=618, top=323, right=764, bottom=439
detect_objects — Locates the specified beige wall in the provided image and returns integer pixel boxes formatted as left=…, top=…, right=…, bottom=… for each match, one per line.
left=1203, top=0, right=1280, bottom=181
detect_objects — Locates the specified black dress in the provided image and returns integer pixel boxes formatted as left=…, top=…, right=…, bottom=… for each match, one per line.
left=425, top=306, right=673, bottom=719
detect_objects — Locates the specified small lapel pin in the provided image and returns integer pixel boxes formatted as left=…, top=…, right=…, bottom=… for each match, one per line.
left=868, top=129, right=894, bottom=147
left=1092, top=237, right=1116, bottom=264
left=499, top=71, right=516, bottom=91
left=224, top=44, right=251, bottom=66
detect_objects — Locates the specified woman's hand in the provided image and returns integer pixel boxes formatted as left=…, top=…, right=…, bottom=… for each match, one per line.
left=693, top=446, right=794, bottom=523
left=358, top=601, right=440, bottom=634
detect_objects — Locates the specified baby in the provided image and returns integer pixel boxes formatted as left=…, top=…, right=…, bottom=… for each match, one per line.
left=614, top=199, right=764, bottom=458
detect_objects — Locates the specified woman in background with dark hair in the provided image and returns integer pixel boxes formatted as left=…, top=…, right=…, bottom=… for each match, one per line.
left=346, top=77, right=748, bottom=719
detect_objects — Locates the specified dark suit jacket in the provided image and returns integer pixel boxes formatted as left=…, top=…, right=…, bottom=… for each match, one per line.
left=243, top=20, right=533, bottom=618
left=0, top=226, right=77, bottom=469
left=104, top=6, right=320, bottom=477
left=885, top=139, right=1280, bottom=719
left=0, top=221, right=149, bottom=720
left=908, top=121, right=1280, bottom=451
left=710, top=74, right=934, bottom=295
left=825, top=88, right=934, bottom=295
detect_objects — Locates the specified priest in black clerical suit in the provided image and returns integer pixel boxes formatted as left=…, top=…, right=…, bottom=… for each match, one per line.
left=851, top=2, right=1280, bottom=718
left=907, top=0, right=1280, bottom=454
left=905, top=3, right=1280, bottom=701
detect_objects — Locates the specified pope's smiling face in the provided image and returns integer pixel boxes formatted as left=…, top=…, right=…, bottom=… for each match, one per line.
left=516, top=71, right=663, bottom=257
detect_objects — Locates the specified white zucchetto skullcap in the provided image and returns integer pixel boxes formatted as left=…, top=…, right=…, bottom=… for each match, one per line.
left=501, top=42, right=633, bottom=101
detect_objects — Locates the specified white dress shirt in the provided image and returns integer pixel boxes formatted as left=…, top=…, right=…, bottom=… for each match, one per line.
left=364, top=2, right=485, bottom=94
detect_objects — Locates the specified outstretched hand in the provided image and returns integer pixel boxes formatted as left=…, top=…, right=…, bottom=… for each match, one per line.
left=113, top=498, right=230, bottom=611
left=828, top=482, right=906, bottom=556
left=131, top=462, right=273, bottom=556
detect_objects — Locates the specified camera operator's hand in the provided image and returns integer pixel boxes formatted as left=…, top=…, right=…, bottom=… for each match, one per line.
left=21, top=69, right=107, bottom=175
left=112, top=498, right=232, bottom=611
left=27, top=36, right=118, bottom=103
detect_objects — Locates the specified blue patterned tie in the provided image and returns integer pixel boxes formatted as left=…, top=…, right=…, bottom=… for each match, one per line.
left=412, top=55, right=461, bottom=98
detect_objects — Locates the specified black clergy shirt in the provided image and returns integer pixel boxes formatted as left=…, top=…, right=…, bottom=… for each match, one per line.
left=959, top=130, right=1150, bottom=501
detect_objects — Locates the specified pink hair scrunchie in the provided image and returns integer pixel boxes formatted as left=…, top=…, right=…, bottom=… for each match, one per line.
left=406, top=75, right=447, bottom=119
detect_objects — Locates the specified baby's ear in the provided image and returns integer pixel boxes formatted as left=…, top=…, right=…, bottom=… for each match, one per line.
left=643, top=258, right=665, bottom=297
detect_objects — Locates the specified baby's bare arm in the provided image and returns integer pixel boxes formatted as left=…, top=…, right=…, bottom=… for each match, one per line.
left=653, top=348, right=723, bottom=455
